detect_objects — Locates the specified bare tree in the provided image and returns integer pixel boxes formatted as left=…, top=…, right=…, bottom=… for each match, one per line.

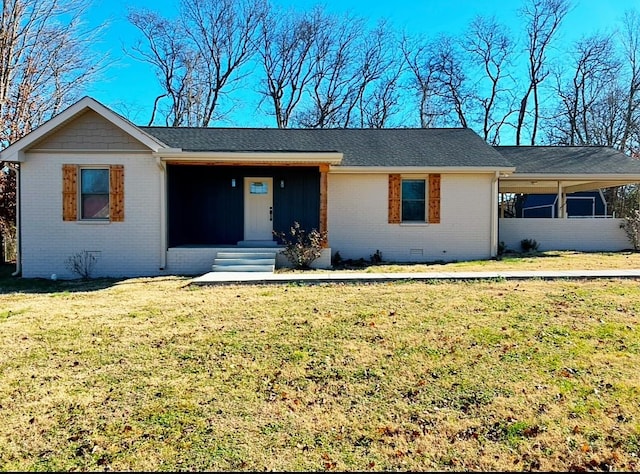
left=430, top=34, right=470, bottom=128
left=617, top=10, right=640, bottom=156
left=549, top=34, right=620, bottom=145
left=128, top=10, right=198, bottom=126
left=0, top=0, right=103, bottom=257
left=464, top=15, right=517, bottom=144
left=402, top=33, right=473, bottom=129
left=182, top=0, right=267, bottom=125
left=515, top=0, right=571, bottom=145
left=294, top=11, right=364, bottom=128
left=360, top=61, right=404, bottom=128
left=256, top=5, right=318, bottom=128
left=401, top=34, right=441, bottom=128
left=348, top=20, right=403, bottom=128
left=128, top=0, right=267, bottom=126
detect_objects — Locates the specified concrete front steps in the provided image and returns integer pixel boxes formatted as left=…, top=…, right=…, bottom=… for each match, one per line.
left=212, top=250, right=278, bottom=273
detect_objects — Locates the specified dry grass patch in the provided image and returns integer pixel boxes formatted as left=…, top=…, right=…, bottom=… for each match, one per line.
left=0, top=270, right=639, bottom=471
left=296, top=250, right=640, bottom=273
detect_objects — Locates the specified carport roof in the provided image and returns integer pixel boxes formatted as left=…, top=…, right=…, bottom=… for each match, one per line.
left=495, top=146, right=640, bottom=175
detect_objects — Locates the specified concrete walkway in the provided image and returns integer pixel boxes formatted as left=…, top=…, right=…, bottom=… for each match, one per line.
left=191, top=268, right=640, bottom=285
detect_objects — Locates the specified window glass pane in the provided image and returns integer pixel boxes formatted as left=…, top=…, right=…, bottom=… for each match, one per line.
left=402, top=200, right=425, bottom=221
left=81, top=169, right=109, bottom=193
left=81, top=168, right=109, bottom=219
left=402, top=180, right=425, bottom=200
left=401, top=179, right=425, bottom=221
left=250, top=182, right=268, bottom=194
left=82, top=195, right=109, bottom=219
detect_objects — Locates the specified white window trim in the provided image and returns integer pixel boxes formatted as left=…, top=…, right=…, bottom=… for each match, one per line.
left=400, top=175, right=428, bottom=223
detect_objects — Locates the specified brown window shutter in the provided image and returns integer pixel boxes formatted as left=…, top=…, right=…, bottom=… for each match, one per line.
left=388, top=174, right=401, bottom=224
left=110, top=165, right=125, bottom=222
left=62, top=164, right=78, bottom=221
left=428, top=174, right=441, bottom=224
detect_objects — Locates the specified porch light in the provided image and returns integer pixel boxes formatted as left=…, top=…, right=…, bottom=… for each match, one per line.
left=280, top=179, right=285, bottom=188
left=231, top=178, right=236, bottom=187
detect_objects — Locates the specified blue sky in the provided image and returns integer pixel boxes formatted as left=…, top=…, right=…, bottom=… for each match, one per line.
left=84, top=0, right=640, bottom=126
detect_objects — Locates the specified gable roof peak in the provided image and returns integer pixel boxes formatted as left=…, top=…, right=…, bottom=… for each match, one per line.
left=0, top=96, right=169, bottom=161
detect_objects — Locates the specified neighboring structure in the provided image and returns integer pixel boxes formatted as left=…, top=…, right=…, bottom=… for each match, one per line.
left=1, top=97, right=639, bottom=278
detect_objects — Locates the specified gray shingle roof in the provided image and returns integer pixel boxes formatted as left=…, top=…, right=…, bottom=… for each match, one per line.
left=495, top=146, right=640, bottom=175
left=140, top=126, right=512, bottom=168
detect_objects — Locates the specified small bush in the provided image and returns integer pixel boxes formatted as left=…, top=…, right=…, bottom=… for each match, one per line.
left=370, top=249, right=383, bottom=264
left=274, top=222, right=327, bottom=269
left=332, top=251, right=342, bottom=267
left=65, top=251, right=97, bottom=280
left=520, top=238, right=540, bottom=253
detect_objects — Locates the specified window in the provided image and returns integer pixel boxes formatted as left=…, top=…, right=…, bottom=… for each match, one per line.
left=388, top=173, right=440, bottom=224
left=81, top=168, right=110, bottom=219
left=401, top=179, right=425, bottom=222
left=62, top=164, right=124, bottom=222
left=250, top=181, right=268, bottom=194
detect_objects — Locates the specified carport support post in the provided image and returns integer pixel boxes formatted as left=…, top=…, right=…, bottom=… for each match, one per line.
left=319, top=164, right=329, bottom=248
left=557, top=181, right=567, bottom=218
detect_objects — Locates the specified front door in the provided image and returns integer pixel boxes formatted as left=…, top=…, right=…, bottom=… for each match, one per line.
left=244, top=177, right=273, bottom=240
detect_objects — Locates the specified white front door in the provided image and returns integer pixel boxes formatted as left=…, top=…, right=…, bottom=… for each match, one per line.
left=244, top=177, right=273, bottom=240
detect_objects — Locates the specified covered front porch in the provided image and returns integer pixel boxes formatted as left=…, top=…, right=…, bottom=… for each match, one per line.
left=167, top=164, right=327, bottom=246
left=158, top=155, right=338, bottom=273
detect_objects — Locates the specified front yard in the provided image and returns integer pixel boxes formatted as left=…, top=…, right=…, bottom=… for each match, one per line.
left=0, top=252, right=639, bottom=471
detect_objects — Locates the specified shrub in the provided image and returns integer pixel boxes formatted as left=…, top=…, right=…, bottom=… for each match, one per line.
left=370, top=249, right=383, bottom=264
left=520, top=238, right=540, bottom=253
left=620, top=210, right=640, bottom=250
left=332, top=251, right=343, bottom=267
left=65, top=251, right=97, bottom=280
left=273, top=222, right=328, bottom=269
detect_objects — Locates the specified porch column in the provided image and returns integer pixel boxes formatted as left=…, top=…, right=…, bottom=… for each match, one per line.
left=156, top=158, right=168, bottom=269
left=320, top=164, right=329, bottom=247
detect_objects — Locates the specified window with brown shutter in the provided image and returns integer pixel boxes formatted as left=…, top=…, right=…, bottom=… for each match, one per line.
left=62, top=164, right=124, bottom=222
left=389, top=173, right=441, bottom=224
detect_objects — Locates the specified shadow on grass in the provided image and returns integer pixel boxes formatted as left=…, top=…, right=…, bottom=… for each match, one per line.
left=0, top=264, right=126, bottom=294
left=499, top=250, right=563, bottom=260
left=0, top=264, right=194, bottom=295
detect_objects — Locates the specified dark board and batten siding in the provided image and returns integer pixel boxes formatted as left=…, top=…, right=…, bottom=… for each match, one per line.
left=167, top=165, right=320, bottom=247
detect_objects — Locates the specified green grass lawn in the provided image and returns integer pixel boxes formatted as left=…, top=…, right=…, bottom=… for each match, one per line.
left=0, top=253, right=639, bottom=471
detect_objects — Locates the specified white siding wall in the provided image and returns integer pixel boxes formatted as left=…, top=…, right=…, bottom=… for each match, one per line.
left=20, top=152, right=162, bottom=278
left=499, top=218, right=631, bottom=253
left=328, top=173, right=494, bottom=263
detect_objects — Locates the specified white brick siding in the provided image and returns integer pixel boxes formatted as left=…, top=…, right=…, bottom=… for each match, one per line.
left=20, top=152, right=162, bottom=278
left=327, top=173, right=494, bottom=263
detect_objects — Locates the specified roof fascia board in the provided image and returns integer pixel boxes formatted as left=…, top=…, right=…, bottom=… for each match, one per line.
left=1, top=97, right=167, bottom=162
left=155, top=151, right=343, bottom=164
left=330, top=166, right=515, bottom=174
left=502, top=173, right=640, bottom=181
